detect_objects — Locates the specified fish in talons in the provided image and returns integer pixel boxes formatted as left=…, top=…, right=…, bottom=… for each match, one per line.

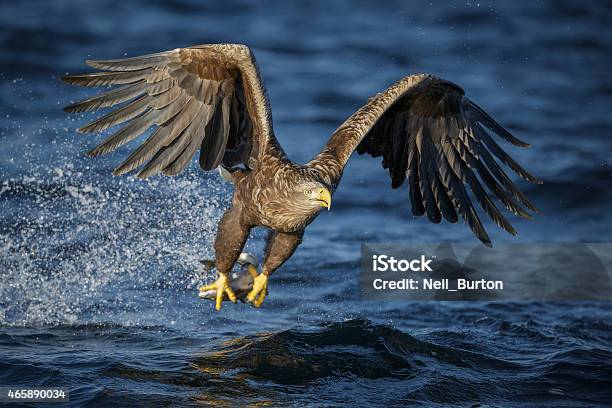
left=199, top=253, right=268, bottom=308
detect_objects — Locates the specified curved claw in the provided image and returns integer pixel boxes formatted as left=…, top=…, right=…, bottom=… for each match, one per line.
left=199, top=274, right=237, bottom=310
left=246, top=274, right=268, bottom=308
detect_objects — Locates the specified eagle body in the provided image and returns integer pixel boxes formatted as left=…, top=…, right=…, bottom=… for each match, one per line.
left=231, top=153, right=329, bottom=233
left=62, top=44, right=541, bottom=309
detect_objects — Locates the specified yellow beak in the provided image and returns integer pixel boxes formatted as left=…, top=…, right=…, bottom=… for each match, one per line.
left=316, top=187, right=332, bottom=210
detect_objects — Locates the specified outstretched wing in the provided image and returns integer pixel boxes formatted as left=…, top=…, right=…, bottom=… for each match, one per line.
left=310, top=74, right=542, bottom=246
left=62, top=44, right=277, bottom=178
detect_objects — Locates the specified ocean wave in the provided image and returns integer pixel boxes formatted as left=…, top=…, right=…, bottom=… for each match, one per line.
left=185, top=319, right=611, bottom=405
left=1, top=318, right=611, bottom=405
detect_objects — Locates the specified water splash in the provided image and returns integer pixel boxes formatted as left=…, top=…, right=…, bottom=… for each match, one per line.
left=0, top=156, right=230, bottom=326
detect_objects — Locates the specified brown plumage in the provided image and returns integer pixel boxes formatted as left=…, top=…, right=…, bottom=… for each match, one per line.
left=62, top=43, right=541, bottom=307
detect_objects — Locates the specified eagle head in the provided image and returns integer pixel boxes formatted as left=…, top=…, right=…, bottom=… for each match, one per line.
left=293, top=181, right=332, bottom=212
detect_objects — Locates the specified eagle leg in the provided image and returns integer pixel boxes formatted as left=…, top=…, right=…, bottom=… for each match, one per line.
left=209, top=205, right=251, bottom=310
left=246, top=230, right=304, bottom=308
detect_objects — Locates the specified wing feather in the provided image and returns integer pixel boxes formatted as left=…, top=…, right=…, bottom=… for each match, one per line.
left=390, top=113, right=410, bottom=188
left=416, top=126, right=441, bottom=223
left=448, top=136, right=517, bottom=235
left=87, top=93, right=190, bottom=159
left=457, top=132, right=532, bottom=218
left=86, top=51, right=176, bottom=71
left=470, top=101, right=530, bottom=147
left=475, top=123, right=542, bottom=184
left=137, top=106, right=210, bottom=178
left=61, top=68, right=156, bottom=87
left=405, top=126, right=425, bottom=216
left=162, top=128, right=204, bottom=176
left=313, top=74, right=540, bottom=245
left=87, top=109, right=159, bottom=157
left=199, top=90, right=232, bottom=170
left=63, top=81, right=151, bottom=113
left=78, top=95, right=152, bottom=133
left=471, top=134, right=539, bottom=212
left=437, top=140, right=491, bottom=245
left=149, top=85, right=182, bottom=109
left=63, top=44, right=280, bottom=178
left=421, top=133, right=458, bottom=223
left=113, top=97, right=200, bottom=175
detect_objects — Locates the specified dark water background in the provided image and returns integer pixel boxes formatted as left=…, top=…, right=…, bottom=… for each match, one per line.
left=1, top=1, right=612, bottom=406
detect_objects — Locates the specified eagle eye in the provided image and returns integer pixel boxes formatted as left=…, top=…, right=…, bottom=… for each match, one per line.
left=304, top=189, right=312, bottom=196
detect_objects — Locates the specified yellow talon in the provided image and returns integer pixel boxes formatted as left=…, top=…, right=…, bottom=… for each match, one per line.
left=247, top=273, right=268, bottom=308
left=198, top=282, right=215, bottom=292
left=199, top=274, right=237, bottom=311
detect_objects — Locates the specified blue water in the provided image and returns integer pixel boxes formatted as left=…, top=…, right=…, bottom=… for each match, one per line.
left=1, top=1, right=612, bottom=406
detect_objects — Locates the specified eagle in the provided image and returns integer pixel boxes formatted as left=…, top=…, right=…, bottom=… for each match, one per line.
left=61, top=44, right=541, bottom=310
